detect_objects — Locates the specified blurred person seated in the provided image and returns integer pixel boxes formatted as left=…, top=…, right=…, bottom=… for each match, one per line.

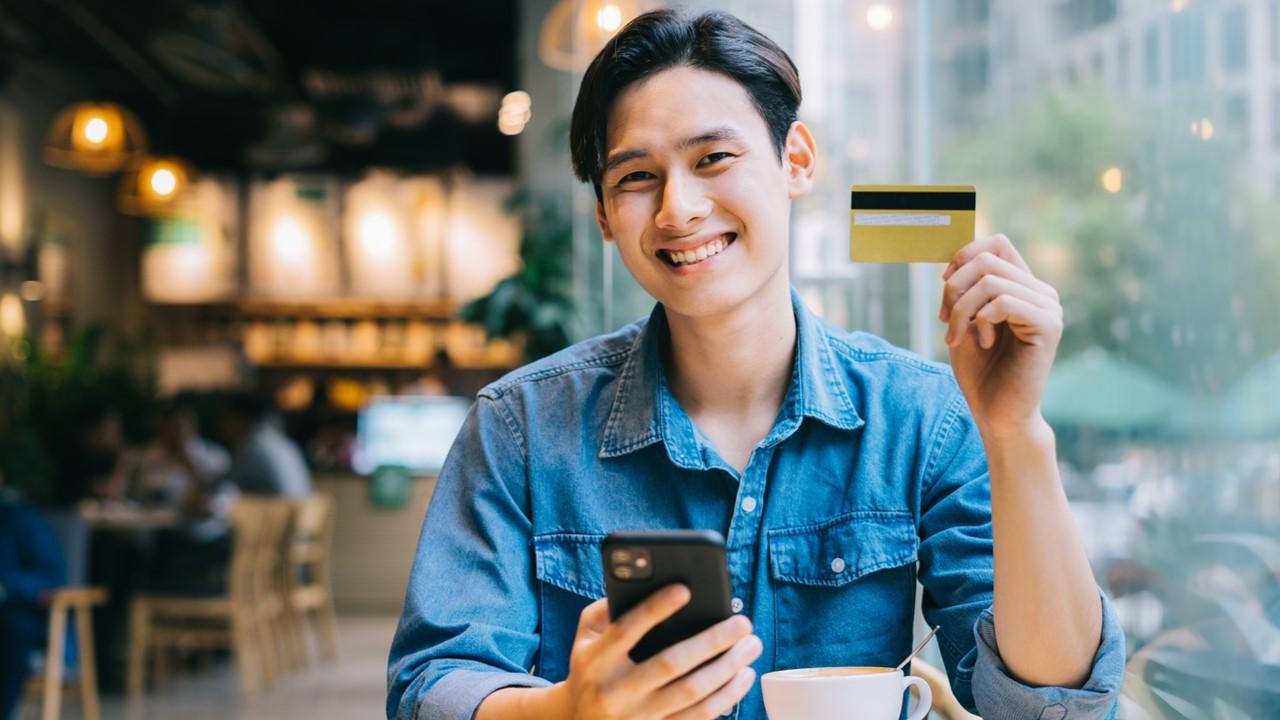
left=136, top=398, right=240, bottom=595
left=218, top=392, right=312, bottom=498
left=55, top=403, right=132, bottom=507
left=0, top=475, right=67, bottom=720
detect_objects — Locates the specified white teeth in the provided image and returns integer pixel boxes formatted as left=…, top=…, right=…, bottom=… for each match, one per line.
left=666, top=234, right=733, bottom=266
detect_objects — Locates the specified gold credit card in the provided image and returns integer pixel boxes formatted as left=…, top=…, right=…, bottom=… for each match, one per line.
left=850, top=184, right=976, bottom=263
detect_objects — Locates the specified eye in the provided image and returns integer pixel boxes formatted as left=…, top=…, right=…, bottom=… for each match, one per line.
left=698, top=152, right=734, bottom=166
left=618, top=171, right=655, bottom=186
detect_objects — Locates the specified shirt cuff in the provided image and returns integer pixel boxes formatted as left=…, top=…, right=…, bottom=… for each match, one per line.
left=414, top=667, right=553, bottom=720
left=971, top=590, right=1126, bottom=720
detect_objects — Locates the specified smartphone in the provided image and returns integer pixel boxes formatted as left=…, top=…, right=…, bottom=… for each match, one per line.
left=601, top=529, right=734, bottom=663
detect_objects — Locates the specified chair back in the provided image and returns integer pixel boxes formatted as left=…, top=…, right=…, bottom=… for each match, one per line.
left=227, top=499, right=267, bottom=601
left=289, top=494, right=335, bottom=572
left=40, top=510, right=86, bottom=585
left=253, top=500, right=293, bottom=602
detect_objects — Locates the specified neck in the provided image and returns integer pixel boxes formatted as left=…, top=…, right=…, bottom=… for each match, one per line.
left=663, top=274, right=796, bottom=421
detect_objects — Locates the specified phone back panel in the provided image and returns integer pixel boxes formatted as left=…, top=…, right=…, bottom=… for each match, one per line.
left=602, top=529, right=733, bottom=663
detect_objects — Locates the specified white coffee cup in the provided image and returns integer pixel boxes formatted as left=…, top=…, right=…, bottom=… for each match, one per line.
left=761, top=666, right=932, bottom=720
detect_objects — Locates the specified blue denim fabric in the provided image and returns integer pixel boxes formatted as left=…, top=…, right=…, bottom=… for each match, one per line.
left=387, top=288, right=1125, bottom=720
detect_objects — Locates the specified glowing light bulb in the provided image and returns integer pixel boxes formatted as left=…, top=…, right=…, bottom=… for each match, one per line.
left=866, top=4, right=894, bottom=31
left=84, top=116, right=109, bottom=144
left=150, top=167, right=177, bottom=196
left=597, top=3, right=622, bottom=32
left=1101, top=167, right=1123, bottom=193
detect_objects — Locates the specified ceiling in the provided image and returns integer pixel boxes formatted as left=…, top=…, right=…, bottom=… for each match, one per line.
left=0, top=0, right=519, bottom=174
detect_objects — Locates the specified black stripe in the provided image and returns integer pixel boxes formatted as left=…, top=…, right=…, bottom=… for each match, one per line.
left=851, top=191, right=975, bottom=211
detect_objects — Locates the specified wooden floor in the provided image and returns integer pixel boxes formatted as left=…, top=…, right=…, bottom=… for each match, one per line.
left=19, top=616, right=398, bottom=720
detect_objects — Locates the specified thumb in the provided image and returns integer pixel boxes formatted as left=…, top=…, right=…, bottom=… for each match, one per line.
left=575, top=597, right=611, bottom=644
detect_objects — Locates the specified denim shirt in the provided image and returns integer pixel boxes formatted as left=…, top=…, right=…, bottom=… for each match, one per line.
left=387, top=288, right=1125, bottom=720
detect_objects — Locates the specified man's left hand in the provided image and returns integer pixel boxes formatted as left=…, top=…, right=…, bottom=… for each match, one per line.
left=939, top=234, right=1062, bottom=439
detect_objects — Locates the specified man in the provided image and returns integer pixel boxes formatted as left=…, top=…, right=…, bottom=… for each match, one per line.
left=0, top=478, right=66, bottom=720
left=218, top=392, right=311, bottom=498
left=388, top=10, right=1123, bottom=720
left=136, top=398, right=238, bottom=594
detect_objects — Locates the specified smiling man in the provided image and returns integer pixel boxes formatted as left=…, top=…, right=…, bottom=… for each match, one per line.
left=387, top=10, right=1124, bottom=720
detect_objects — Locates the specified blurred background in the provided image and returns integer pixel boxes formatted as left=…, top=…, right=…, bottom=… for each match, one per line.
left=0, top=0, right=1276, bottom=718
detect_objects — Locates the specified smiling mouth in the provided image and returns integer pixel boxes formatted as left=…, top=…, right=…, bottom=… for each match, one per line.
left=657, top=233, right=737, bottom=267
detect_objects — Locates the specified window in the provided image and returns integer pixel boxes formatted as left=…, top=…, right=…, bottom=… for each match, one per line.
left=1274, top=90, right=1280, bottom=146
left=1222, top=6, right=1249, bottom=72
left=952, top=47, right=990, bottom=95
left=1273, top=0, right=1280, bottom=64
left=954, top=0, right=990, bottom=27
left=1117, top=37, right=1130, bottom=92
left=1225, top=94, right=1249, bottom=134
left=1170, top=10, right=1206, bottom=84
left=1054, top=0, right=1118, bottom=38
left=1144, top=25, right=1161, bottom=88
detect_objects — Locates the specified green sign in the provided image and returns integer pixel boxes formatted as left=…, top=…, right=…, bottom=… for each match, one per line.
left=369, top=464, right=412, bottom=510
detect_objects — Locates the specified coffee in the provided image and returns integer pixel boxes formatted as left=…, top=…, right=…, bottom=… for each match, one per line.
left=761, top=666, right=931, bottom=720
left=779, top=666, right=892, bottom=678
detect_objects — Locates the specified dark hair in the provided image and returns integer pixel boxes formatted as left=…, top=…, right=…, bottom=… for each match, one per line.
left=222, top=391, right=273, bottom=423
left=569, top=9, right=802, bottom=201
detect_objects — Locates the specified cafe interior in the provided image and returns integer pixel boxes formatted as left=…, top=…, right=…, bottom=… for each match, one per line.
left=0, top=0, right=1278, bottom=718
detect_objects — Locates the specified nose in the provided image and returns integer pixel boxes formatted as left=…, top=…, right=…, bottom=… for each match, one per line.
left=655, top=171, right=711, bottom=233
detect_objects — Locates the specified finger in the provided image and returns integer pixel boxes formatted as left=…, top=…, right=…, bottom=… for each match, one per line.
left=940, top=251, right=1057, bottom=323
left=946, top=275, right=1057, bottom=347
left=974, top=294, right=1062, bottom=349
left=944, top=234, right=1029, bottom=281
left=646, top=633, right=762, bottom=716
left=622, top=615, right=754, bottom=697
left=575, top=597, right=612, bottom=643
left=602, top=584, right=691, bottom=662
left=665, top=667, right=757, bottom=720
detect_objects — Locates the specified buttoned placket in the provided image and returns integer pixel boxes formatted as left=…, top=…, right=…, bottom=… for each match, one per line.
left=711, top=444, right=776, bottom=720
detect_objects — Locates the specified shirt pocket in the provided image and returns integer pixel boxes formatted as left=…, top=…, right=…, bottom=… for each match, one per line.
left=532, top=532, right=606, bottom=681
left=767, top=511, right=919, bottom=670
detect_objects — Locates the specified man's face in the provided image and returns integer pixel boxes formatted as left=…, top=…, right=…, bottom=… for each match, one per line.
left=596, top=65, right=813, bottom=319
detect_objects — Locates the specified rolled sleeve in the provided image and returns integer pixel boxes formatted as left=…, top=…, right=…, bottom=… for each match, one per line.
left=972, top=590, right=1125, bottom=720
left=387, top=393, right=547, bottom=720
left=404, top=664, right=551, bottom=720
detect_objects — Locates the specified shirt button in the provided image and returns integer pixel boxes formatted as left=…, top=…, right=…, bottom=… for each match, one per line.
left=740, top=497, right=757, bottom=513
left=731, top=597, right=744, bottom=613
left=830, top=557, right=846, bottom=574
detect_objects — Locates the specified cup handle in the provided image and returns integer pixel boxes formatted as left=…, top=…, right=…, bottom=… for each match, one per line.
left=903, top=676, right=932, bottom=720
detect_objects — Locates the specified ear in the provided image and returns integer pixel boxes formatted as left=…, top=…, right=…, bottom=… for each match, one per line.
left=595, top=199, right=615, bottom=244
left=783, top=120, right=817, bottom=200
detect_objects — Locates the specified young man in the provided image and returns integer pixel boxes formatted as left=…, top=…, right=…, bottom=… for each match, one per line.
left=388, top=10, right=1124, bottom=720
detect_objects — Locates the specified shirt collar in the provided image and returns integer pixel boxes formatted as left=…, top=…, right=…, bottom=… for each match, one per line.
left=599, top=287, right=862, bottom=464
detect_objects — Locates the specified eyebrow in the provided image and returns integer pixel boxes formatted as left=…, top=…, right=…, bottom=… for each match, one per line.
left=603, top=125, right=745, bottom=174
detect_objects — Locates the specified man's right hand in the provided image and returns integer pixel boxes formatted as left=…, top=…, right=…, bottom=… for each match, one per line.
left=551, top=583, right=762, bottom=720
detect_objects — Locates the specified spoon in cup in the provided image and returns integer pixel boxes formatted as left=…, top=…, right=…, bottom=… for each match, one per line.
left=895, top=625, right=941, bottom=672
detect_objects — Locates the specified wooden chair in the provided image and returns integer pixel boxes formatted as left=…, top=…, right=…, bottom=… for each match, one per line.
left=24, top=587, right=110, bottom=720
left=249, top=500, right=294, bottom=687
left=911, top=658, right=982, bottom=720
left=127, top=499, right=268, bottom=699
left=281, top=494, right=339, bottom=668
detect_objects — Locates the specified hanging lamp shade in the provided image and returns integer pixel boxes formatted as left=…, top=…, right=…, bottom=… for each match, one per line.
left=538, top=0, right=642, bottom=72
left=44, top=101, right=148, bottom=174
left=117, top=155, right=195, bottom=216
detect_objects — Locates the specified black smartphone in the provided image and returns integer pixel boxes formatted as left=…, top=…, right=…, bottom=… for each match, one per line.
left=601, top=529, right=734, bottom=663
